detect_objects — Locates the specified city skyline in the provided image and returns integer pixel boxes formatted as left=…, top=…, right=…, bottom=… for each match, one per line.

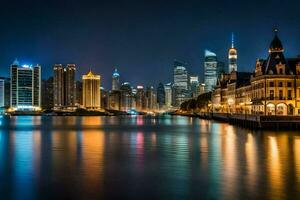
left=0, top=1, right=300, bottom=88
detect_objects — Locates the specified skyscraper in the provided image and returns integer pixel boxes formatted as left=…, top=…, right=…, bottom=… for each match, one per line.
left=146, top=86, right=156, bottom=111
left=156, top=83, right=165, bottom=108
left=82, top=70, right=101, bottom=110
left=112, top=69, right=120, bottom=91
left=136, top=86, right=145, bottom=111
left=164, top=83, right=172, bottom=108
left=217, top=61, right=225, bottom=78
left=0, top=79, right=4, bottom=108
left=10, top=59, right=41, bottom=111
left=41, top=77, right=53, bottom=109
left=53, top=64, right=76, bottom=110
left=120, top=82, right=132, bottom=111
left=204, top=50, right=218, bottom=92
left=173, top=61, right=189, bottom=106
left=190, top=75, right=199, bottom=98
left=65, top=64, right=76, bottom=107
left=228, top=33, right=238, bottom=72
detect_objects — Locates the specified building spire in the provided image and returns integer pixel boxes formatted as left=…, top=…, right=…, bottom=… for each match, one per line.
left=231, top=32, right=235, bottom=48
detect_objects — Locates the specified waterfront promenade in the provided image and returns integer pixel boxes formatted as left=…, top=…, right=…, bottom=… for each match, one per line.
left=176, top=111, right=300, bottom=129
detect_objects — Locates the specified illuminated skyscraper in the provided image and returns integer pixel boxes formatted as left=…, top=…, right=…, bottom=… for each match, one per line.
left=173, top=61, right=189, bottom=106
left=112, top=68, right=120, bottom=91
left=228, top=33, right=238, bottom=72
left=136, top=86, right=145, bottom=111
left=82, top=70, right=101, bottom=109
left=146, top=86, right=156, bottom=110
left=164, top=83, right=172, bottom=108
left=156, top=83, right=165, bottom=108
left=204, top=50, right=218, bottom=92
left=10, top=59, right=41, bottom=111
left=53, top=64, right=76, bottom=110
left=120, top=82, right=132, bottom=111
left=190, top=75, right=199, bottom=97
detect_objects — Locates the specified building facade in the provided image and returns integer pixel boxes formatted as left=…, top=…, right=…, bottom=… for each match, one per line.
left=204, top=50, right=218, bottom=92
left=156, top=83, right=165, bottom=109
left=112, top=69, right=120, bottom=91
left=164, top=83, right=172, bottom=108
left=82, top=70, right=101, bottom=110
left=173, top=61, right=189, bottom=107
left=190, top=75, right=199, bottom=98
left=10, top=59, right=41, bottom=111
left=53, top=64, right=76, bottom=110
left=212, top=30, right=300, bottom=116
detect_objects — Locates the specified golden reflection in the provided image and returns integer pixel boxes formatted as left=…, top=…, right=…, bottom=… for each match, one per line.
left=82, top=116, right=103, bottom=126
left=245, top=133, right=257, bottom=193
left=81, top=131, right=105, bottom=188
left=200, top=120, right=208, bottom=133
left=294, top=137, right=300, bottom=183
left=151, top=132, right=157, bottom=146
left=52, top=131, right=77, bottom=168
left=222, top=125, right=237, bottom=197
left=267, top=136, right=283, bottom=199
left=52, top=116, right=76, bottom=126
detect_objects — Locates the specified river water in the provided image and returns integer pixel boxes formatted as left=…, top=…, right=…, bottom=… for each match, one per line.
left=0, top=115, right=299, bottom=199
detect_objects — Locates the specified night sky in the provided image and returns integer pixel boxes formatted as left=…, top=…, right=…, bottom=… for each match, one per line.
left=0, top=0, right=300, bottom=89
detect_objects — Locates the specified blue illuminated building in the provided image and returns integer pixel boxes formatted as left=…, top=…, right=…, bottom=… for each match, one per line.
left=10, top=59, right=41, bottom=111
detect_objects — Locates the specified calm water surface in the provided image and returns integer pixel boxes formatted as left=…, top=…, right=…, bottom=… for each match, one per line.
left=0, top=115, right=299, bottom=200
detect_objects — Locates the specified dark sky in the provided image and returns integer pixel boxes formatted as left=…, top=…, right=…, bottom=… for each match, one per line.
left=0, top=0, right=300, bottom=89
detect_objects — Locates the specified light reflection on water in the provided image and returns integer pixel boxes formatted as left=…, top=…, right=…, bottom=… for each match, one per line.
left=0, top=115, right=299, bottom=199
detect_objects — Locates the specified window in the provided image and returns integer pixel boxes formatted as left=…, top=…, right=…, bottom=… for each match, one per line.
left=269, top=82, right=274, bottom=87
left=279, top=68, right=283, bottom=74
left=279, top=90, right=283, bottom=100
left=298, top=109, right=300, bottom=115
left=270, top=90, right=274, bottom=100
left=287, top=82, right=292, bottom=87
left=278, top=82, right=283, bottom=87
left=288, top=90, right=292, bottom=99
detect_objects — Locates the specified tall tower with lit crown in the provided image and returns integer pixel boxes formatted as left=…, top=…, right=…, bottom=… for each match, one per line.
left=112, top=68, right=120, bottom=91
left=82, top=70, right=101, bottom=110
left=228, top=33, right=237, bottom=72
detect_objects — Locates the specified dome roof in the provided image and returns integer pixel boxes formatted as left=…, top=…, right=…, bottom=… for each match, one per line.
left=269, top=29, right=283, bottom=52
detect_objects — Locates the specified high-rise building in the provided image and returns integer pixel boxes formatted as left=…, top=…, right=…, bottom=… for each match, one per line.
left=0, top=79, right=4, bottom=108
left=10, top=59, right=41, bottom=111
left=76, top=81, right=83, bottom=106
left=53, top=64, right=76, bottom=110
left=146, top=86, right=156, bottom=111
left=108, top=90, right=121, bottom=110
left=217, top=61, right=225, bottom=78
left=164, top=83, right=172, bottom=108
left=228, top=33, right=237, bottom=72
left=173, top=61, right=189, bottom=106
left=112, top=68, right=120, bottom=91
left=204, top=50, right=218, bottom=92
left=120, top=82, right=132, bottom=111
left=0, top=77, right=11, bottom=108
left=136, top=86, right=145, bottom=111
left=100, top=87, right=108, bottom=109
left=190, top=75, right=199, bottom=98
left=41, top=77, right=53, bottom=109
left=198, top=83, right=205, bottom=95
left=156, top=83, right=165, bottom=108
left=82, top=70, right=101, bottom=110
